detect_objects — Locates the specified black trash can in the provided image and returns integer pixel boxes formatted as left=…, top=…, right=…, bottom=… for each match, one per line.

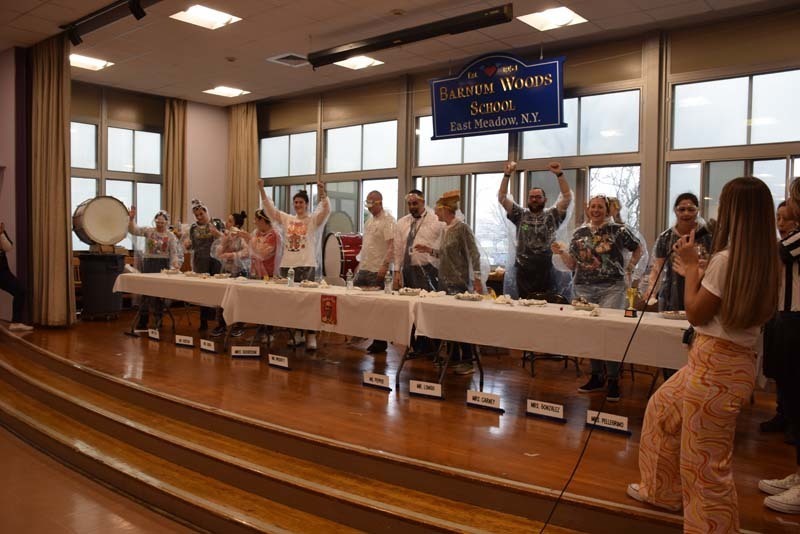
left=79, top=253, right=125, bottom=320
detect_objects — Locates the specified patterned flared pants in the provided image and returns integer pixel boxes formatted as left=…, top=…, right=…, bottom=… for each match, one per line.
left=637, top=334, right=756, bottom=533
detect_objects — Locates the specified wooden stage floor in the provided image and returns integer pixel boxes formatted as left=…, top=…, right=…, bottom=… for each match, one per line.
left=17, top=311, right=800, bottom=533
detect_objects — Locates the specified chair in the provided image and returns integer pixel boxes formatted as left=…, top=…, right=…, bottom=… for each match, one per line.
left=522, top=293, right=582, bottom=377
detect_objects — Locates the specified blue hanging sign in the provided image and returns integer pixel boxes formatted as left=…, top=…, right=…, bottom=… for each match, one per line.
left=430, top=54, right=566, bottom=139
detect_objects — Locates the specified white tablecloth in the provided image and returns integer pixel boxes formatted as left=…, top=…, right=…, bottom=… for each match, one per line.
left=113, top=273, right=231, bottom=307
left=414, top=298, right=690, bottom=369
left=220, top=282, right=417, bottom=345
left=114, top=274, right=689, bottom=368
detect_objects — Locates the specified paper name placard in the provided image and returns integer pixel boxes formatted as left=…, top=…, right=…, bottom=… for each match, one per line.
left=200, top=339, right=216, bottom=352
left=586, top=410, right=630, bottom=435
left=362, top=372, right=391, bottom=391
left=175, top=335, right=194, bottom=347
left=526, top=399, right=566, bottom=422
left=268, top=354, right=290, bottom=369
left=148, top=329, right=160, bottom=340
left=466, top=390, right=504, bottom=413
left=231, top=346, right=261, bottom=358
left=409, top=380, right=443, bottom=399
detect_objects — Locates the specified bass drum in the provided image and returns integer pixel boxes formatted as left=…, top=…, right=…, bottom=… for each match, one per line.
left=73, top=196, right=130, bottom=246
left=323, top=232, right=362, bottom=286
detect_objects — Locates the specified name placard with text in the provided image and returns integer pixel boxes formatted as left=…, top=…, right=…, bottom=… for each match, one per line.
left=526, top=399, right=566, bottom=423
left=586, top=410, right=631, bottom=435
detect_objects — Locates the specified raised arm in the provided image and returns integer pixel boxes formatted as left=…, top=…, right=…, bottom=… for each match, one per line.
left=313, top=179, right=331, bottom=227
left=127, top=206, right=146, bottom=236
left=675, top=230, right=719, bottom=325
left=498, top=160, right=517, bottom=214
left=257, top=179, right=282, bottom=223
left=548, top=162, right=572, bottom=213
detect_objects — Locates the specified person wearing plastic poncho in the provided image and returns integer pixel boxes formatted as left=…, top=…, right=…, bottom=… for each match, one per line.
left=0, top=221, right=32, bottom=332
left=551, top=194, right=646, bottom=402
left=647, top=192, right=712, bottom=382
left=209, top=210, right=251, bottom=338
left=354, top=190, right=396, bottom=354
left=393, top=188, right=444, bottom=355
left=414, top=190, right=485, bottom=375
left=183, top=199, right=226, bottom=333
left=498, top=160, right=573, bottom=301
left=258, top=178, right=330, bottom=351
left=128, top=207, right=184, bottom=331
left=240, top=208, right=281, bottom=344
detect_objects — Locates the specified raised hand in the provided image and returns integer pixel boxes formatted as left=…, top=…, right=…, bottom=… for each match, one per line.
left=548, top=161, right=562, bottom=175
left=504, top=161, right=517, bottom=175
left=129, top=206, right=137, bottom=221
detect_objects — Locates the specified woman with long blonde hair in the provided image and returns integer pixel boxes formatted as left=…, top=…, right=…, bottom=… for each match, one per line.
left=628, top=177, right=779, bottom=532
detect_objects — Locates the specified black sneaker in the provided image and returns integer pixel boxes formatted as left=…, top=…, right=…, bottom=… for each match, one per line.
left=760, top=415, right=787, bottom=433
left=606, top=380, right=621, bottom=402
left=366, top=340, right=388, bottom=353
left=578, top=374, right=605, bottom=393
left=230, top=327, right=245, bottom=338
left=210, top=325, right=226, bottom=337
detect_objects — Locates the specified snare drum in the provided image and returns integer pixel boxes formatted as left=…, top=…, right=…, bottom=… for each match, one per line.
left=72, top=196, right=130, bottom=246
left=323, top=232, right=362, bottom=285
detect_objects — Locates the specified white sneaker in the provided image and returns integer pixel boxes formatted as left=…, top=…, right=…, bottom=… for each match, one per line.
left=765, top=485, right=800, bottom=514
left=287, top=331, right=305, bottom=347
left=306, top=333, right=317, bottom=351
left=626, top=483, right=681, bottom=512
left=9, top=323, right=33, bottom=332
left=760, top=473, right=800, bottom=495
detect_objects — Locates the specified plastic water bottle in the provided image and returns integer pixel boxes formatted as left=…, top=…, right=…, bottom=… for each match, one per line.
left=384, top=270, right=393, bottom=294
left=287, top=267, right=295, bottom=287
left=346, top=269, right=354, bottom=290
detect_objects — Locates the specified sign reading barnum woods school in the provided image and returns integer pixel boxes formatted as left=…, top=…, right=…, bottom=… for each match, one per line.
left=430, top=54, right=566, bottom=139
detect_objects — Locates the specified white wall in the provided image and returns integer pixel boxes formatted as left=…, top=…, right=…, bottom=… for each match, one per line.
left=0, top=48, right=16, bottom=320
left=185, top=101, right=228, bottom=222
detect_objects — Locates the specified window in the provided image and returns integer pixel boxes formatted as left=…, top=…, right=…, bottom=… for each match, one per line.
left=106, top=180, right=133, bottom=249
left=589, top=166, right=641, bottom=231
left=672, top=69, right=800, bottom=149
left=706, top=160, right=745, bottom=221
left=261, top=132, right=319, bottom=178
left=107, top=127, right=161, bottom=174
left=361, top=178, right=399, bottom=228
left=325, top=121, right=397, bottom=173
left=417, top=116, right=508, bottom=166
left=521, top=90, right=640, bottom=159
left=70, top=122, right=97, bottom=169
left=473, top=173, right=508, bottom=267
left=71, top=178, right=97, bottom=252
left=526, top=169, right=578, bottom=210
left=418, top=176, right=462, bottom=208
left=522, top=99, right=578, bottom=159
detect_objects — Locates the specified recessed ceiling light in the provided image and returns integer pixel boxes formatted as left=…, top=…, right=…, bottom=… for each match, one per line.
left=334, top=56, right=384, bottom=70
left=170, top=5, right=241, bottom=30
left=203, top=86, right=251, bottom=98
left=69, top=54, right=114, bottom=71
left=517, top=7, right=587, bottom=32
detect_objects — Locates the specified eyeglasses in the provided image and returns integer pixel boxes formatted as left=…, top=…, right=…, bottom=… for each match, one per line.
left=675, top=206, right=698, bottom=213
left=364, top=200, right=382, bottom=207
left=529, top=194, right=545, bottom=200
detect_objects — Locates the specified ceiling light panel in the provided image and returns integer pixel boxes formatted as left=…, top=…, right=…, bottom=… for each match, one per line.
left=517, top=7, right=587, bottom=32
left=203, top=86, right=251, bottom=97
left=69, top=54, right=114, bottom=71
left=333, top=56, right=384, bottom=70
left=170, top=5, right=242, bottom=30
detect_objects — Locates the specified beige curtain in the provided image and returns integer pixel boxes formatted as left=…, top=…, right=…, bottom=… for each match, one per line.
left=30, top=35, right=74, bottom=326
left=227, top=103, right=259, bottom=230
left=163, top=98, right=187, bottom=223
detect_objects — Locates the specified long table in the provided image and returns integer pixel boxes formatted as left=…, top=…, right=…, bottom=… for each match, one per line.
left=414, top=298, right=689, bottom=370
left=113, top=273, right=690, bottom=368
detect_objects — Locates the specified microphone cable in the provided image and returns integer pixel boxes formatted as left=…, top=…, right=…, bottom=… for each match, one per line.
left=538, top=251, right=673, bottom=533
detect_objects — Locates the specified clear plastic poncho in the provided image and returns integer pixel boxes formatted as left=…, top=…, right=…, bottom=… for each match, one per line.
left=437, top=211, right=490, bottom=294
left=555, top=215, right=649, bottom=289
left=395, top=206, right=444, bottom=292
left=265, top=196, right=331, bottom=280
left=211, top=228, right=251, bottom=277
left=501, top=192, right=576, bottom=300
left=247, top=227, right=282, bottom=279
left=129, top=215, right=184, bottom=273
